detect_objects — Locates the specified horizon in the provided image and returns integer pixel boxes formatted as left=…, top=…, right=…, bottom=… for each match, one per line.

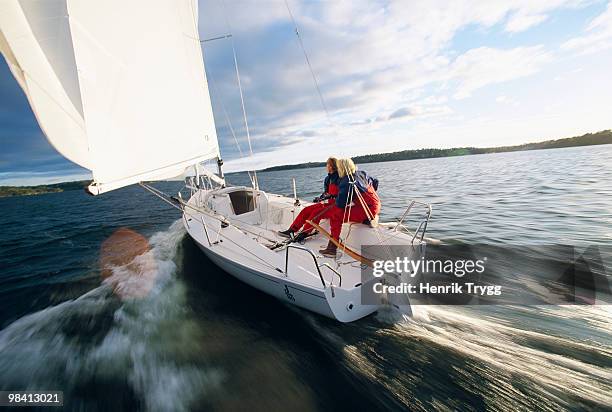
left=2, top=131, right=609, bottom=188
left=2, top=0, right=612, bottom=185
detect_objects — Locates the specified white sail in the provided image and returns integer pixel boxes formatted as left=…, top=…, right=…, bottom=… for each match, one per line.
left=0, top=0, right=219, bottom=194
left=0, top=0, right=90, bottom=169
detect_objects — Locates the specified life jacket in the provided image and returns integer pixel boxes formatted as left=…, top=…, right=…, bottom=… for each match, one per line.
left=369, top=176, right=379, bottom=191
left=335, top=170, right=380, bottom=214
left=322, top=172, right=339, bottom=204
left=359, top=184, right=381, bottom=216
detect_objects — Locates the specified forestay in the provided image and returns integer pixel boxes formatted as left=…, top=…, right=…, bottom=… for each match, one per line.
left=0, top=0, right=219, bottom=194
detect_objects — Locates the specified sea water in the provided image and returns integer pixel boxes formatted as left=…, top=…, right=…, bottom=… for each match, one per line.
left=0, top=144, right=610, bottom=411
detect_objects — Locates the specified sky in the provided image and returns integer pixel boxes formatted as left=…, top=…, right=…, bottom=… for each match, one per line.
left=1, top=0, right=612, bottom=185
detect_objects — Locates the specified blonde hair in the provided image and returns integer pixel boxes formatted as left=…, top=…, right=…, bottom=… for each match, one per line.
left=337, top=158, right=357, bottom=178
left=326, top=157, right=338, bottom=172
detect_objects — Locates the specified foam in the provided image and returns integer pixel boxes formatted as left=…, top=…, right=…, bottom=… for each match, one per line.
left=0, top=220, right=224, bottom=411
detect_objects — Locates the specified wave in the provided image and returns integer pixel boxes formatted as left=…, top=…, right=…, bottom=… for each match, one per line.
left=0, top=220, right=224, bottom=412
left=305, top=304, right=612, bottom=411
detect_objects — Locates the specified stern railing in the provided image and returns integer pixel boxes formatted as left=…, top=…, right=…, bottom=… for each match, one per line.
left=394, top=200, right=432, bottom=244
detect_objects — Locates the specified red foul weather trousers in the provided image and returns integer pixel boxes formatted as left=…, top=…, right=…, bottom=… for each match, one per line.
left=329, top=186, right=381, bottom=240
left=290, top=202, right=335, bottom=233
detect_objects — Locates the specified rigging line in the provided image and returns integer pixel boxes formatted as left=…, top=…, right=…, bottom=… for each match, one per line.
left=338, top=174, right=394, bottom=260
left=141, top=184, right=343, bottom=278
left=283, top=0, right=333, bottom=125
left=201, top=34, right=233, bottom=43
left=220, top=0, right=258, bottom=190
left=140, top=184, right=284, bottom=271
left=182, top=190, right=278, bottom=243
left=139, top=182, right=280, bottom=244
left=219, top=227, right=281, bottom=271
left=139, top=183, right=183, bottom=211
left=336, top=173, right=355, bottom=255
left=350, top=180, right=396, bottom=259
left=205, top=68, right=254, bottom=185
left=343, top=176, right=355, bottom=255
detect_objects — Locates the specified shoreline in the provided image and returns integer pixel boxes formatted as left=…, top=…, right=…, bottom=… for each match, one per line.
left=258, top=130, right=611, bottom=172
left=2, top=130, right=610, bottom=197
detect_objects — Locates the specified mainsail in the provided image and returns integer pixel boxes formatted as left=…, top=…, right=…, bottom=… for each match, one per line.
left=0, top=0, right=219, bottom=194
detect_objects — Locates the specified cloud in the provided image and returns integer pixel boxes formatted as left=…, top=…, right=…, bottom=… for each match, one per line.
left=198, top=0, right=579, bottom=165
left=385, top=105, right=452, bottom=121
left=388, top=107, right=413, bottom=120
left=0, top=1, right=606, bottom=184
left=495, top=95, right=519, bottom=106
left=496, top=95, right=509, bottom=103
left=0, top=170, right=91, bottom=186
left=505, top=13, right=548, bottom=32
left=562, top=1, right=612, bottom=54
left=451, top=46, right=552, bottom=99
left=297, top=130, right=317, bottom=137
left=501, top=0, right=596, bottom=33
left=5, top=0, right=578, bottom=180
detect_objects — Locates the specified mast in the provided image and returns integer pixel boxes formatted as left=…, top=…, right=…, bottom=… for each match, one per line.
left=217, top=157, right=224, bottom=179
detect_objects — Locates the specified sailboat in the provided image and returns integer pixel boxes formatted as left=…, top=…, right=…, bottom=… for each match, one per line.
left=0, top=0, right=433, bottom=322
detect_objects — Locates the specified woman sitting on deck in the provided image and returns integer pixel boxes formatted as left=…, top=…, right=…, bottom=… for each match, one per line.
left=278, top=157, right=339, bottom=242
left=319, top=158, right=381, bottom=257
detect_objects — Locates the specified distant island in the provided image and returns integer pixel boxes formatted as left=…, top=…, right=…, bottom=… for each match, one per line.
left=261, top=129, right=612, bottom=172
left=0, top=180, right=90, bottom=198
left=1, top=130, right=611, bottom=197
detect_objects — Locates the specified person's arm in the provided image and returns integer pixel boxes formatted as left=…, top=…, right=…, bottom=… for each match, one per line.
left=368, top=176, right=379, bottom=191
left=314, top=175, right=331, bottom=202
left=335, top=179, right=350, bottom=208
left=323, top=175, right=330, bottom=194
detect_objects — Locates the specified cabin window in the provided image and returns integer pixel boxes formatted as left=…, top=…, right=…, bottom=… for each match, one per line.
left=228, top=190, right=256, bottom=215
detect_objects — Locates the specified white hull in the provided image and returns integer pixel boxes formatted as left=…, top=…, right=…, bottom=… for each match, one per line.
left=181, top=185, right=429, bottom=322
left=196, top=242, right=337, bottom=319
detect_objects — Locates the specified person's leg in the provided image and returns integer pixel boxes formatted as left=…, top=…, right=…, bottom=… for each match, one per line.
left=320, top=206, right=344, bottom=256
left=321, top=205, right=366, bottom=256
left=291, top=205, right=315, bottom=231
left=371, top=201, right=381, bottom=217
left=346, top=205, right=368, bottom=225
left=329, top=205, right=369, bottom=239
left=292, top=204, right=329, bottom=242
left=279, top=204, right=321, bottom=237
left=320, top=203, right=376, bottom=257
left=353, top=190, right=379, bottom=220
left=303, top=203, right=332, bottom=233
left=329, top=206, right=344, bottom=240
